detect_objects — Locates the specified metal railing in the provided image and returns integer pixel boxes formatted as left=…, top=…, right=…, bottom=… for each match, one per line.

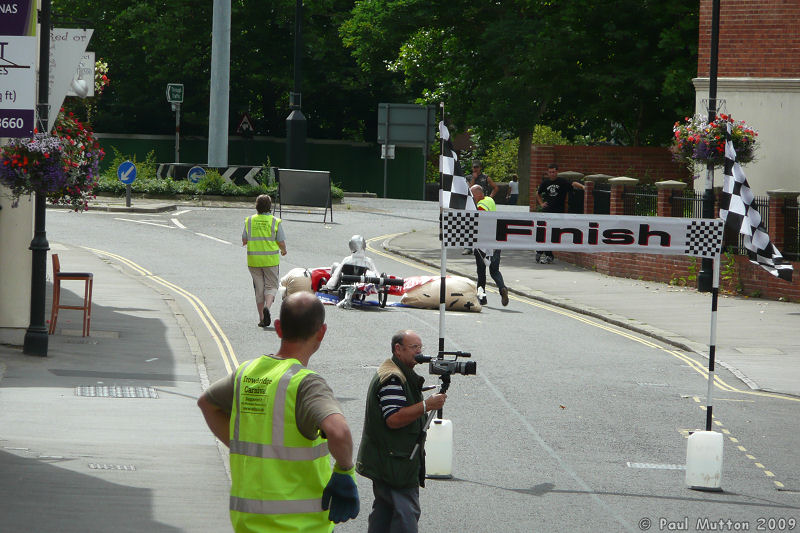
left=622, top=186, right=657, bottom=216
left=670, top=189, right=704, bottom=218
left=784, top=203, right=799, bottom=261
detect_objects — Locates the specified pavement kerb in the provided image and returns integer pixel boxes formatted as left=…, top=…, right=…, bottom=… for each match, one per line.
left=382, top=233, right=765, bottom=393
left=163, top=293, right=233, bottom=482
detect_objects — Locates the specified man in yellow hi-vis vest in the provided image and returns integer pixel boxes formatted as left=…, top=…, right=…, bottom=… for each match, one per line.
left=470, top=185, right=510, bottom=307
left=243, top=195, right=287, bottom=328
left=197, top=292, right=360, bottom=532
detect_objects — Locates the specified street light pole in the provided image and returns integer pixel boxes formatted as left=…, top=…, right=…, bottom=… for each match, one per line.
left=23, top=0, right=51, bottom=356
left=285, top=0, right=306, bottom=169
left=697, top=0, right=721, bottom=293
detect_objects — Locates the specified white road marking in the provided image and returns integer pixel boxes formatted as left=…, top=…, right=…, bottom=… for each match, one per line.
left=172, top=209, right=191, bottom=216
left=114, top=218, right=174, bottom=229
left=195, top=232, right=231, bottom=245
left=171, top=218, right=186, bottom=229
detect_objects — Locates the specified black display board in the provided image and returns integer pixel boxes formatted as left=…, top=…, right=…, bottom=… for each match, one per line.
left=275, top=168, right=333, bottom=223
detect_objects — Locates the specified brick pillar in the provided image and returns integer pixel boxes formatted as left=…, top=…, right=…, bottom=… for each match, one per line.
left=655, top=180, right=687, bottom=217
left=767, top=190, right=800, bottom=251
left=584, top=174, right=611, bottom=215
left=530, top=145, right=555, bottom=212
left=609, top=176, right=639, bottom=215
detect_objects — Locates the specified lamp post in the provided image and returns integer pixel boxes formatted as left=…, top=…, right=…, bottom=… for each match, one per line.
left=697, top=0, right=721, bottom=293
left=285, top=0, right=306, bottom=169
left=23, top=0, right=51, bottom=356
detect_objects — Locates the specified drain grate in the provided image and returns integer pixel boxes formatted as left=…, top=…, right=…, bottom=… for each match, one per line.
left=627, top=462, right=686, bottom=470
left=89, top=463, right=136, bottom=471
left=75, top=385, right=159, bottom=398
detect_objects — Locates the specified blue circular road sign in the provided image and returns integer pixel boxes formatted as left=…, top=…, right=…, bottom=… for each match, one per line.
left=117, top=161, right=137, bottom=184
left=188, top=166, right=207, bottom=184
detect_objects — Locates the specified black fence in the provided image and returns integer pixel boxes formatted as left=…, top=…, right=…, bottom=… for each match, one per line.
left=671, top=189, right=704, bottom=218
left=784, top=203, right=800, bottom=261
left=622, top=185, right=657, bottom=216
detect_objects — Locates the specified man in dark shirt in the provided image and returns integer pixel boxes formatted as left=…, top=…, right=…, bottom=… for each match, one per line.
left=536, top=163, right=584, bottom=264
left=469, top=160, right=498, bottom=198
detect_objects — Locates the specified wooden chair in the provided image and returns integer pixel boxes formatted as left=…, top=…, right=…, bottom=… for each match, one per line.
left=49, top=254, right=94, bottom=337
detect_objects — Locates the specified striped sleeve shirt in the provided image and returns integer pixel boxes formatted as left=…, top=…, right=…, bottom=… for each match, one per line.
left=377, top=376, right=408, bottom=420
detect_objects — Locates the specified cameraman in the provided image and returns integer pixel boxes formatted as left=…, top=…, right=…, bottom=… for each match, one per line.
left=356, top=330, right=447, bottom=533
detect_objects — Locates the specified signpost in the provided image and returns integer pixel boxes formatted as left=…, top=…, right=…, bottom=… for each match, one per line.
left=167, top=83, right=184, bottom=163
left=377, top=103, right=436, bottom=199
left=187, top=166, right=206, bottom=184
left=117, top=160, right=137, bottom=208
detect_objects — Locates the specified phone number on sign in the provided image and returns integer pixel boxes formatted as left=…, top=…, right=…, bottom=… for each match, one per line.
left=638, top=517, right=796, bottom=531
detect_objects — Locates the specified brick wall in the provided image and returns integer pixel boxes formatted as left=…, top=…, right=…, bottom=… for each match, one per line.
left=529, top=145, right=691, bottom=200
left=555, top=251, right=800, bottom=302
left=698, top=0, right=800, bottom=78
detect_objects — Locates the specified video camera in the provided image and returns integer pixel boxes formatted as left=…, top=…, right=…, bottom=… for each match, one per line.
left=414, top=351, right=476, bottom=377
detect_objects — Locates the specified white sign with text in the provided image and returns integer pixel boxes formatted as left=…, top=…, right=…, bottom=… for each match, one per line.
left=0, top=36, right=37, bottom=137
left=48, top=28, right=93, bottom=129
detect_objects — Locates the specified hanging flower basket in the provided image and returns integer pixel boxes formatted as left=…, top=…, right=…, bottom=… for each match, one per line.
left=0, top=111, right=104, bottom=211
left=671, top=114, right=758, bottom=169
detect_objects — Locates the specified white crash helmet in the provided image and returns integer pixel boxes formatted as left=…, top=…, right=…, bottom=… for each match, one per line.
left=348, top=234, right=366, bottom=253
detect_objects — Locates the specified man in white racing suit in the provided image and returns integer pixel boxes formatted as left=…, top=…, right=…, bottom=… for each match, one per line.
left=324, top=235, right=378, bottom=308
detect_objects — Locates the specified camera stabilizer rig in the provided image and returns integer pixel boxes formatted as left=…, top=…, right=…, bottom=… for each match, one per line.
left=339, top=273, right=404, bottom=308
left=409, top=351, right=476, bottom=460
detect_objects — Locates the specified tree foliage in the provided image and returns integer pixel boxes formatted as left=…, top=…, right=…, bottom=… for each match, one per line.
left=52, top=0, right=408, bottom=139
left=341, top=0, right=699, bottom=202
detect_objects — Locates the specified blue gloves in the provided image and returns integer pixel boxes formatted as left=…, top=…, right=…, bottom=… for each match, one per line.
left=321, top=465, right=360, bottom=523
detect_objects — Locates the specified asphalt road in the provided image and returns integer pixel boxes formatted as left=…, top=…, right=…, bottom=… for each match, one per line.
left=48, top=199, right=799, bottom=533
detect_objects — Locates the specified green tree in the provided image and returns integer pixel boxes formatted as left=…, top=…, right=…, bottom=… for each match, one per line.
left=341, top=0, right=698, bottom=204
left=52, top=0, right=408, bottom=140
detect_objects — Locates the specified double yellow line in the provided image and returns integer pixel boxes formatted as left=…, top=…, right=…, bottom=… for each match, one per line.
left=83, top=247, right=239, bottom=373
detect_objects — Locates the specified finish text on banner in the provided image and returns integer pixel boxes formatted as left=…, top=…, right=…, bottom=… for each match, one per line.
left=441, top=210, right=724, bottom=258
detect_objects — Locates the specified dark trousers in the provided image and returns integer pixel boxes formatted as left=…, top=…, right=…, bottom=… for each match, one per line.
left=474, top=249, right=505, bottom=290
left=367, top=480, right=421, bottom=533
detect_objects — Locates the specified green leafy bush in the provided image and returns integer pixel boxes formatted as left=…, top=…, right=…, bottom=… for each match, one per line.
left=94, top=154, right=343, bottom=200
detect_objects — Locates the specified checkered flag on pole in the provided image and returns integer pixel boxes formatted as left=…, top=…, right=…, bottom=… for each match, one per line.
left=719, top=123, right=793, bottom=281
left=439, top=121, right=476, bottom=211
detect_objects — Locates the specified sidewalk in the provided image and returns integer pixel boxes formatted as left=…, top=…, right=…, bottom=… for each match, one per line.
left=0, top=244, right=230, bottom=533
left=385, top=226, right=800, bottom=398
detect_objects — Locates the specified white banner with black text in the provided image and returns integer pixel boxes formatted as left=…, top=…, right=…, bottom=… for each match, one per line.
left=441, top=210, right=724, bottom=258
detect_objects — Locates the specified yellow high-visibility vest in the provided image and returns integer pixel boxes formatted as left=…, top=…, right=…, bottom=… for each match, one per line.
left=229, top=357, right=333, bottom=532
left=245, top=214, right=281, bottom=267
left=477, top=196, right=496, bottom=212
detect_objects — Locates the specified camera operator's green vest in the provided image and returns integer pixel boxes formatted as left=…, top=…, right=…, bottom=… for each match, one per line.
left=356, top=355, right=426, bottom=489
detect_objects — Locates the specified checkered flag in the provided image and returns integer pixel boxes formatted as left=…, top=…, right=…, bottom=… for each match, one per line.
left=684, top=220, right=724, bottom=258
left=719, top=123, right=793, bottom=281
left=439, top=121, right=476, bottom=211
left=441, top=211, right=479, bottom=247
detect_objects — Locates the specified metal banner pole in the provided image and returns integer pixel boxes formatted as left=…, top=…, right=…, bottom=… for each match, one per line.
left=705, top=252, right=721, bottom=429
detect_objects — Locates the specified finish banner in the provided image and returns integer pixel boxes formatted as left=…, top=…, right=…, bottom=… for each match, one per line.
left=441, top=210, right=724, bottom=258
